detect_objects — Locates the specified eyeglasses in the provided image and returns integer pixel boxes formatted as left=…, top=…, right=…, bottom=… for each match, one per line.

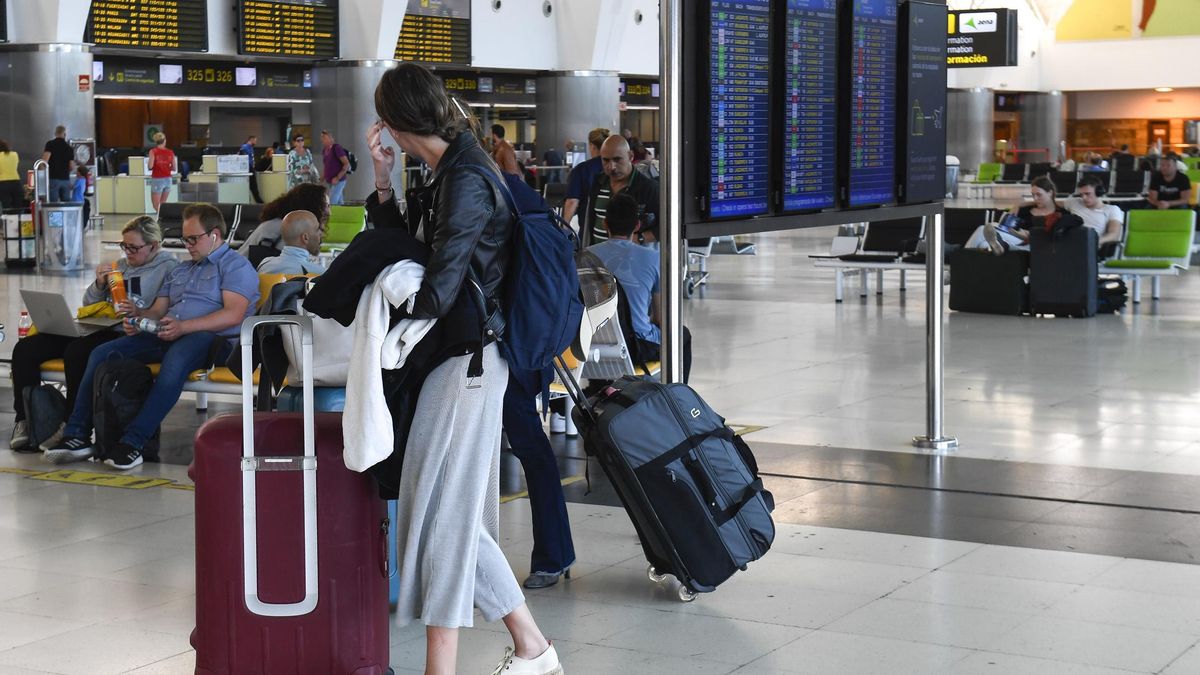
left=181, top=229, right=216, bottom=247
left=119, top=242, right=150, bottom=254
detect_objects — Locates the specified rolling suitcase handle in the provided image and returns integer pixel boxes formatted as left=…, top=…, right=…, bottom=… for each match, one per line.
left=239, top=315, right=318, bottom=617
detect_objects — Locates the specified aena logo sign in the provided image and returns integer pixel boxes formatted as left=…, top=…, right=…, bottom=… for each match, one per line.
left=958, top=12, right=998, bottom=33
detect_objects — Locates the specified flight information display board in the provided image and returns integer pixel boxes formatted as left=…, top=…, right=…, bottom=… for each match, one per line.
left=845, top=0, right=897, bottom=207
left=782, top=0, right=838, bottom=212
left=239, top=0, right=338, bottom=59
left=707, top=0, right=772, bottom=219
left=86, top=0, right=208, bottom=52
left=899, top=1, right=948, bottom=203
left=0, top=4, right=7, bottom=44
left=396, top=0, right=471, bottom=65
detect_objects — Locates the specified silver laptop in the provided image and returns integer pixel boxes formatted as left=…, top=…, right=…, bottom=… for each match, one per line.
left=19, top=289, right=122, bottom=337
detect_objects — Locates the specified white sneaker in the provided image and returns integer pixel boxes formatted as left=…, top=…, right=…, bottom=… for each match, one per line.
left=37, top=422, right=65, bottom=453
left=491, top=644, right=562, bottom=675
left=549, top=413, right=566, bottom=434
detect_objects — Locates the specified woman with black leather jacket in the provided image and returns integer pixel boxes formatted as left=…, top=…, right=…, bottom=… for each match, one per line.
left=366, top=63, right=562, bottom=675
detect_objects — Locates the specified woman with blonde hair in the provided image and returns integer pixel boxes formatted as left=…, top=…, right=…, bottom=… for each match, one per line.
left=9, top=216, right=178, bottom=452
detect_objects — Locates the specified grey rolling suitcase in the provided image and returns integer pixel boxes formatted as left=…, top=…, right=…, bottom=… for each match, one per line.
left=556, top=367, right=775, bottom=600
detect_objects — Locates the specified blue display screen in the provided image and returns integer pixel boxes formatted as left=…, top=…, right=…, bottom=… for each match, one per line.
left=708, top=0, right=772, bottom=219
left=783, top=0, right=838, bottom=212
left=849, top=0, right=897, bottom=206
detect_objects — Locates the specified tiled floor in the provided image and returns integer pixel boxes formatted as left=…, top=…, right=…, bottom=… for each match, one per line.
left=1, top=218, right=1199, bottom=672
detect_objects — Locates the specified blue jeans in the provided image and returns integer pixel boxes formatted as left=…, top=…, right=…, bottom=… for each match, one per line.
left=502, top=367, right=575, bottom=574
left=64, top=331, right=228, bottom=449
left=48, top=179, right=73, bottom=202
left=326, top=180, right=347, bottom=205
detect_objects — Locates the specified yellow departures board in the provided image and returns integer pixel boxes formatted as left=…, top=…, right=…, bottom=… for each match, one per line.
left=238, top=0, right=338, bottom=59
left=85, top=0, right=208, bottom=52
left=395, top=0, right=471, bottom=65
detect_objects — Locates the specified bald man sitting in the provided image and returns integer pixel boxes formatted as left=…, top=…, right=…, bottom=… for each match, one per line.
left=256, top=209, right=327, bottom=275
left=582, top=134, right=660, bottom=246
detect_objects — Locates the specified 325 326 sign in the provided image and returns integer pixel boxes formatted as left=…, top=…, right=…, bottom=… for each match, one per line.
left=946, top=9, right=1018, bottom=68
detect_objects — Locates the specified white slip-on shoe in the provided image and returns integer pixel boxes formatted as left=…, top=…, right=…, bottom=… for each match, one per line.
left=491, top=643, right=563, bottom=675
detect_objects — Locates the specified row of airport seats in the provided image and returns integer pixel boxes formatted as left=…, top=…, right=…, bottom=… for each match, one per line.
left=155, top=202, right=366, bottom=254
left=815, top=207, right=1195, bottom=305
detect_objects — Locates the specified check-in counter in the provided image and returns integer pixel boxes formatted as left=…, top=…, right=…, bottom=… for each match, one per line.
left=257, top=154, right=289, bottom=203
left=187, top=173, right=253, bottom=204
left=97, top=175, right=179, bottom=214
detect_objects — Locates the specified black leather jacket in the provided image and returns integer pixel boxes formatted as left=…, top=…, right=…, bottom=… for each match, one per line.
left=367, top=133, right=513, bottom=349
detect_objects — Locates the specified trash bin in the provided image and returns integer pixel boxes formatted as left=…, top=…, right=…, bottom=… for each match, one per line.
left=945, top=156, right=961, bottom=199
left=36, top=202, right=86, bottom=272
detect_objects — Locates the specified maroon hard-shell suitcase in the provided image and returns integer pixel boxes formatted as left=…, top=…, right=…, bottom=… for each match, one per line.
left=189, top=316, right=390, bottom=674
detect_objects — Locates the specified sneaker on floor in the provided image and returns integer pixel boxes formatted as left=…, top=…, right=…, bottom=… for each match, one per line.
left=37, top=422, right=66, bottom=453
left=10, top=420, right=29, bottom=450
left=104, top=443, right=143, bottom=471
left=983, top=223, right=1006, bottom=257
left=491, top=644, right=562, bottom=675
left=43, top=436, right=94, bottom=464
left=549, top=413, right=566, bottom=434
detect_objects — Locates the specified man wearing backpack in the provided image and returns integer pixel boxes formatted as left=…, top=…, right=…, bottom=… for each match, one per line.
left=321, top=130, right=352, bottom=205
left=45, top=204, right=259, bottom=469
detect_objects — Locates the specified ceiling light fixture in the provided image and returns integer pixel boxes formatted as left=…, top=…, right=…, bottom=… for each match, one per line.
left=1155, top=87, right=1174, bottom=93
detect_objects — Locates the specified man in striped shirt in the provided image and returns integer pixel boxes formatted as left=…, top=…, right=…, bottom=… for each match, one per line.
left=582, top=135, right=660, bottom=246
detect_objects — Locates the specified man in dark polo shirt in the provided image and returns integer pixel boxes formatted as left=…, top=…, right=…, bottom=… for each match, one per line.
left=582, top=135, right=660, bottom=246
left=1148, top=155, right=1192, bottom=210
left=42, top=125, right=75, bottom=202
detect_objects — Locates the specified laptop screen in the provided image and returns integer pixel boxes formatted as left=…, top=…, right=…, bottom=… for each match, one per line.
left=862, top=218, right=924, bottom=253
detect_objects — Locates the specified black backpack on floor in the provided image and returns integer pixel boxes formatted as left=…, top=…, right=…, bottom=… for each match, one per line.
left=93, top=358, right=161, bottom=462
left=20, top=384, right=66, bottom=451
left=1097, top=277, right=1128, bottom=314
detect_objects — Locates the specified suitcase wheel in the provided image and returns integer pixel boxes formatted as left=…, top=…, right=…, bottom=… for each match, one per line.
left=647, top=565, right=667, bottom=584
left=677, top=585, right=698, bottom=603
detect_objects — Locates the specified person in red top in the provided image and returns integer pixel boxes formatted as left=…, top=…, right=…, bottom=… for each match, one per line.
left=148, top=132, right=177, bottom=214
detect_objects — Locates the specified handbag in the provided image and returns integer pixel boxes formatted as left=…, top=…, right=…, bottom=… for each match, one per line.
left=280, top=278, right=353, bottom=386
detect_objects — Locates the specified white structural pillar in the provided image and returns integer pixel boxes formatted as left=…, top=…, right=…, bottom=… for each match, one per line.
left=659, top=0, right=683, bottom=383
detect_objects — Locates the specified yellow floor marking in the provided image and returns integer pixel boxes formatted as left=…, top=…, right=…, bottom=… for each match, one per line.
left=501, top=475, right=587, bottom=504
left=29, top=469, right=174, bottom=490
left=0, top=467, right=48, bottom=477
left=729, top=424, right=766, bottom=436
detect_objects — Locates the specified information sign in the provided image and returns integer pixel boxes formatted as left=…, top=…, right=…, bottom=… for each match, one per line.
left=782, top=0, right=838, bottom=212
left=707, top=0, right=772, bottom=219
left=86, top=0, right=208, bottom=52
left=845, top=0, right=897, bottom=207
left=396, top=0, right=471, bottom=64
left=238, top=0, right=338, bottom=59
left=898, top=1, right=948, bottom=203
left=946, top=9, right=1018, bottom=68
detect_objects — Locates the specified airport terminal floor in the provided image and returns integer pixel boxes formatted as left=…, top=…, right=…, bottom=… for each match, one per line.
left=3, top=220, right=1200, bottom=674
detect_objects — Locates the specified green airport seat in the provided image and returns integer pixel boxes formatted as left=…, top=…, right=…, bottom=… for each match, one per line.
left=320, top=205, right=367, bottom=253
left=1100, top=209, right=1196, bottom=302
left=975, top=162, right=1002, bottom=184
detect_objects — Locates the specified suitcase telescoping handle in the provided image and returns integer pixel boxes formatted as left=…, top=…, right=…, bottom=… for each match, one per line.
left=239, top=315, right=318, bottom=618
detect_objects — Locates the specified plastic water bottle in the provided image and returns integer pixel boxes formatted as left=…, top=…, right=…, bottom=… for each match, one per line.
left=126, top=317, right=159, bottom=334
left=17, top=311, right=32, bottom=339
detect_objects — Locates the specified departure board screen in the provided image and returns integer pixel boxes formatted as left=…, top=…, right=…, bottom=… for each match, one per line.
left=707, top=0, right=771, bottom=219
left=899, top=1, right=948, bottom=203
left=85, top=0, right=208, bottom=52
left=396, top=0, right=471, bottom=65
left=238, top=0, right=338, bottom=59
left=847, top=0, right=897, bottom=206
left=783, top=0, right=838, bottom=212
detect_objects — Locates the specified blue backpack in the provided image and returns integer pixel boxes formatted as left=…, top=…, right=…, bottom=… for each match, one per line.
left=466, top=167, right=583, bottom=374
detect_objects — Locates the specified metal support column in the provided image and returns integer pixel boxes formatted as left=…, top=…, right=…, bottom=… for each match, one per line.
left=914, top=212, right=958, bottom=450
left=660, top=0, right=684, bottom=383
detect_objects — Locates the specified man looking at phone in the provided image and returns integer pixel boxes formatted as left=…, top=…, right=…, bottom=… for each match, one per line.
left=45, top=204, right=258, bottom=470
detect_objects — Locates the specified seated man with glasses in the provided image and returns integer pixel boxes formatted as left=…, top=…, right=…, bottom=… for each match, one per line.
left=45, top=204, right=259, bottom=470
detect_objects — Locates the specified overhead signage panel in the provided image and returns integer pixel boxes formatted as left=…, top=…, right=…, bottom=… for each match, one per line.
left=899, top=1, right=948, bottom=203
left=396, top=0, right=472, bottom=65
left=706, top=0, right=773, bottom=219
left=86, top=0, right=208, bottom=52
left=946, top=9, right=1018, bottom=68
left=238, top=0, right=339, bottom=59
